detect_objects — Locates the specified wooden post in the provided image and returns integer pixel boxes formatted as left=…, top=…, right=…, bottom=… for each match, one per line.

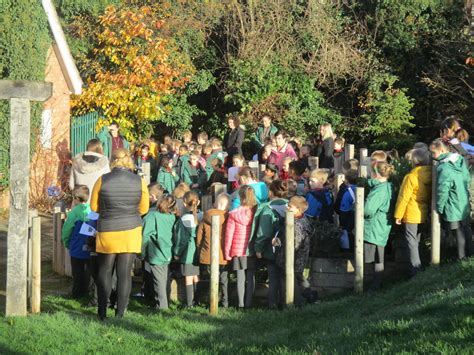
left=53, top=207, right=65, bottom=275
left=248, top=161, right=259, bottom=180
left=212, top=183, right=227, bottom=203
left=359, top=165, right=368, bottom=179
left=333, top=174, right=345, bottom=226
left=354, top=187, right=364, bottom=293
left=209, top=215, right=220, bottom=315
left=344, top=144, right=355, bottom=162
left=201, top=195, right=213, bottom=213
left=27, top=210, right=38, bottom=302
left=431, top=163, right=441, bottom=265
left=31, top=216, right=41, bottom=314
left=259, top=164, right=266, bottom=180
left=142, top=162, right=151, bottom=185
left=334, top=156, right=343, bottom=174
left=359, top=148, right=368, bottom=162
left=308, top=156, right=319, bottom=170
left=285, top=211, right=295, bottom=305
left=3, top=80, right=52, bottom=316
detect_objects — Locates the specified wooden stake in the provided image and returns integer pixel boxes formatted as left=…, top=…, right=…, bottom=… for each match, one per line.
left=359, top=148, right=368, bottom=162
left=212, top=183, right=227, bottom=203
left=209, top=215, right=220, bottom=315
left=431, top=163, right=441, bottom=265
left=31, top=216, right=41, bottom=314
left=201, top=195, right=213, bottom=213
left=285, top=211, right=295, bottom=305
left=142, top=162, right=151, bottom=185
left=334, top=156, right=343, bottom=174
left=354, top=187, right=364, bottom=293
left=359, top=165, right=368, bottom=178
left=345, top=144, right=355, bottom=161
left=308, top=157, right=319, bottom=170
left=249, top=161, right=259, bottom=180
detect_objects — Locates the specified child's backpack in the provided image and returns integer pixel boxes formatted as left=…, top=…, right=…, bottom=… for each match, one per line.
left=69, top=218, right=97, bottom=259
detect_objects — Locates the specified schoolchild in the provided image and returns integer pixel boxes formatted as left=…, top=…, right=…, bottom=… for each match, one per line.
left=173, top=191, right=203, bottom=307
left=157, top=155, right=180, bottom=193
left=230, top=167, right=269, bottom=210
left=288, top=160, right=307, bottom=196
left=142, top=195, right=177, bottom=310
left=182, top=151, right=207, bottom=193
left=334, top=169, right=358, bottom=249
left=305, top=169, right=334, bottom=223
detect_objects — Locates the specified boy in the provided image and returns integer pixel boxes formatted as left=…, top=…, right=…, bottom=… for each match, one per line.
left=334, top=169, right=358, bottom=249
left=276, top=196, right=312, bottom=306
left=430, top=139, right=472, bottom=260
left=205, top=139, right=225, bottom=179
left=61, top=185, right=93, bottom=298
left=305, top=169, right=334, bottom=223
left=196, top=193, right=231, bottom=307
left=182, top=130, right=193, bottom=146
left=177, top=144, right=190, bottom=181
left=197, top=132, right=208, bottom=146
left=299, top=144, right=312, bottom=170
left=333, top=137, right=345, bottom=160
left=289, top=160, right=307, bottom=196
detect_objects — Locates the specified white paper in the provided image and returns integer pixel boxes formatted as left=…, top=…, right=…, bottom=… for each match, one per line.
left=79, top=222, right=97, bottom=237
left=228, top=167, right=239, bottom=182
left=87, top=211, right=99, bottom=220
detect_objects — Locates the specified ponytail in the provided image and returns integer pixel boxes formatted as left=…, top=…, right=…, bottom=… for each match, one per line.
left=183, top=191, right=200, bottom=224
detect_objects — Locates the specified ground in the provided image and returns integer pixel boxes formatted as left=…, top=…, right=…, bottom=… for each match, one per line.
left=0, top=217, right=473, bottom=353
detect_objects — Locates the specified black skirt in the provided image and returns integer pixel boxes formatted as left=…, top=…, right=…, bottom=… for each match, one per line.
left=181, top=263, right=200, bottom=276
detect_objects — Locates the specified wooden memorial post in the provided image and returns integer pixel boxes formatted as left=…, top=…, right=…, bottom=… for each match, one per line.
left=344, top=144, right=355, bottom=162
left=1, top=80, right=52, bottom=316
left=285, top=211, right=295, bottom=305
left=209, top=215, right=220, bottom=315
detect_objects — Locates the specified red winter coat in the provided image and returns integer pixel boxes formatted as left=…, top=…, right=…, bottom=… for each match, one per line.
left=224, top=206, right=255, bottom=260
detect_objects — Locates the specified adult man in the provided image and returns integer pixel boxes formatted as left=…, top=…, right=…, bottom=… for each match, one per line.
left=254, top=114, right=278, bottom=149
left=267, top=130, right=297, bottom=170
left=97, top=122, right=130, bottom=160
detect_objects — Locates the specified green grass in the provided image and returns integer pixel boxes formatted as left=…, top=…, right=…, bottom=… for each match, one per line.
left=1, top=259, right=473, bottom=354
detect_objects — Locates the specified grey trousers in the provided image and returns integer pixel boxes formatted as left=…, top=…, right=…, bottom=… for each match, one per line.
left=235, top=269, right=254, bottom=308
left=218, top=267, right=229, bottom=308
left=404, top=223, right=422, bottom=277
left=150, top=264, right=169, bottom=310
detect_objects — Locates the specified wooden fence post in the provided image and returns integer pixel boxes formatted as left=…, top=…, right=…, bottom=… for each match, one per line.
left=359, top=165, right=368, bottom=179
left=142, top=162, right=151, bottom=185
left=334, top=156, right=343, bottom=174
left=431, top=163, right=441, bottom=265
left=212, top=183, right=227, bottom=203
left=259, top=164, right=266, bottom=180
left=209, top=215, right=220, bottom=315
left=333, top=174, right=345, bottom=226
left=201, top=195, right=213, bottom=213
left=345, top=144, right=355, bottom=162
left=285, top=211, right=295, bottom=305
left=249, top=161, right=259, bottom=180
left=31, top=216, right=41, bottom=314
left=308, top=157, right=319, bottom=170
left=354, top=187, right=364, bottom=293
left=53, top=206, right=65, bottom=275
left=27, top=210, right=38, bottom=304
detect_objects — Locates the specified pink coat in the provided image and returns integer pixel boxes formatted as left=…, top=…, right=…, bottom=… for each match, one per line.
left=268, top=143, right=297, bottom=170
left=224, top=206, right=255, bottom=260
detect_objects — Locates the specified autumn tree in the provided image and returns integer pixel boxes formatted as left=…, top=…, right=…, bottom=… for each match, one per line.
left=71, top=4, right=194, bottom=141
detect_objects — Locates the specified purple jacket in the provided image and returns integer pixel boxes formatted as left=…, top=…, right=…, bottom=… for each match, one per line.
left=268, top=143, right=297, bottom=170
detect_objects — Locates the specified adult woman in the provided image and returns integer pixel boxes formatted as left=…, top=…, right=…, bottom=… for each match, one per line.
left=254, top=114, right=278, bottom=149
left=224, top=116, right=245, bottom=167
left=316, top=123, right=335, bottom=169
left=90, top=148, right=149, bottom=319
left=69, top=139, right=110, bottom=203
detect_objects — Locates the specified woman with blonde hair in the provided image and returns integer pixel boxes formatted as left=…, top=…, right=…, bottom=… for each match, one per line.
left=316, top=123, right=335, bottom=169
left=90, top=148, right=149, bottom=320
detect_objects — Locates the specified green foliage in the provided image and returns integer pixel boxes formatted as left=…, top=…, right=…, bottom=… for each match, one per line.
left=225, top=59, right=342, bottom=140
left=0, top=1, right=50, bottom=189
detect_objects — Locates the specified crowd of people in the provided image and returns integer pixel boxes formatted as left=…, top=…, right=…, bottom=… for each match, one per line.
left=63, top=115, right=473, bottom=320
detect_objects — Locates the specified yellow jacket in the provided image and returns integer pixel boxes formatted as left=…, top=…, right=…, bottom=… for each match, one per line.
left=394, top=165, right=432, bottom=224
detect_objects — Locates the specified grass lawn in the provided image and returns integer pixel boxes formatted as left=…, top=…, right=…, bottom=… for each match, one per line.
left=1, top=259, right=473, bottom=354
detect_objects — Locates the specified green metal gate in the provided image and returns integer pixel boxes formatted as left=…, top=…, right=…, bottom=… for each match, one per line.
left=71, top=111, right=99, bottom=157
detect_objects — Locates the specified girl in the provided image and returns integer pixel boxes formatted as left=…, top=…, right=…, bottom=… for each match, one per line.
left=182, top=151, right=207, bottom=193
left=316, top=123, right=335, bottom=169
left=394, top=148, right=432, bottom=277
left=254, top=179, right=289, bottom=308
left=364, top=161, right=394, bottom=290
left=173, top=191, right=202, bottom=307
left=142, top=195, right=177, bottom=310
left=225, top=186, right=258, bottom=308
left=230, top=167, right=269, bottom=210
left=157, top=156, right=179, bottom=193
left=230, top=154, right=247, bottom=191
left=172, top=183, right=191, bottom=217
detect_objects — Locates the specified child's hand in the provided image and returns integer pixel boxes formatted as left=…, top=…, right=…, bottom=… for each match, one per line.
left=395, top=218, right=402, bottom=225
left=174, top=256, right=180, bottom=261
left=256, top=252, right=262, bottom=259
left=191, top=183, right=198, bottom=189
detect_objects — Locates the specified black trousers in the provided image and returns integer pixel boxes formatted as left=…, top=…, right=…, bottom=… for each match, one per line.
left=97, top=253, right=135, bottom=318
left=70, top=257, right=90, bottom=298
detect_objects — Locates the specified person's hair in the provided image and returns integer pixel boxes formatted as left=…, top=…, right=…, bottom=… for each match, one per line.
left=86, top=139, right=103, bottom=154
left=334, top=136, right=345, bottom=146
left=344, top=169, right=359, bottom=185
left=370, top=150, right=388, bottom=163
left=214, top=193, right=230, bottom=210
left=210, top=138, right=222, bottom=149
left=386, top=149, right=399, bottom=163
left=413, top=142, right=428, bottom=150
left=320, top=123, right=334, bottom=140
left=157, top=195, right=177, bottom=214
left=141, top=144, right=150, bottom=151
left=309, top=168, right=329, bottom=184
left=301, top=144, right=312, bottom=152
left=288, top=196, right=308, bottom=214
left=261, top=114, right=273, bottom=122
left=160, top=144, right=171, bottom=153
left=430, top=138, right=448, bottom=153
left=440, top=116, right=462, bottom=136
left=110, top=121, right=119, bottom=128
left=182, top=130, right=192, bottom=141
left=228, top=115, right=241, bottom=127
left=410, top=148, right=432, bottom=166
left=160, top=155, right=172, bottom=169
left=265, top=163, right=278, bottom=174
left=233, top=154, right=245, bottom=163
left=287, top=179, right=297, bottom=196
left=239, top=185, right=257, bottom=208
left=342, top=158, right=359, bottom=172
left=110, top=148, right=134, bottom=170
left=72, top=185, right=89, bottom=203
left=203, top=142, right=213, bottom=154
left=211, top=158, right=223, bottom=169
left=275, top=130, right=288, bottom=139
left=163, top=135, right=172, bottom=145
left=455, top=128, right=469, bottom=143
left=197, top=132, right=208, bottom=142
left=183, top=191, right=200, bottom=224
left=238, top=166, right=256, bottom=182
left=289, top=160, right=306, bottom=176
left=371, top=161, right=395, bottom=178
left=269, top=179, right=288, bottom=198
left=148, top=183, right=164, bottom=200
left=189, top=151, right=200, bottom=160
left=179, top=144, right=189, bottom=152
left=173, top=183, right=190, bottom=199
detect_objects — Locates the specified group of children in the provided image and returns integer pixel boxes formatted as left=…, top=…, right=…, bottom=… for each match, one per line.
left=62, top=125, right=473, bottom=310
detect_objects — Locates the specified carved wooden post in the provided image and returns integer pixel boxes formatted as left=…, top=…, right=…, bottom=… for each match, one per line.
left=209, top=215, right=220, bottom=315
left=1, top=80, right=52, bottom=316
left=354, top=187, right=365, bottom=293
left=345, top=144, right=355, bottom=161
left=308, top=157, right=319, bottom=170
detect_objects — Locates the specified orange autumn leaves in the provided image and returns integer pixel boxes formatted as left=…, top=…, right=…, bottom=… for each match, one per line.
left=72, top=5, right=193, bottom=140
